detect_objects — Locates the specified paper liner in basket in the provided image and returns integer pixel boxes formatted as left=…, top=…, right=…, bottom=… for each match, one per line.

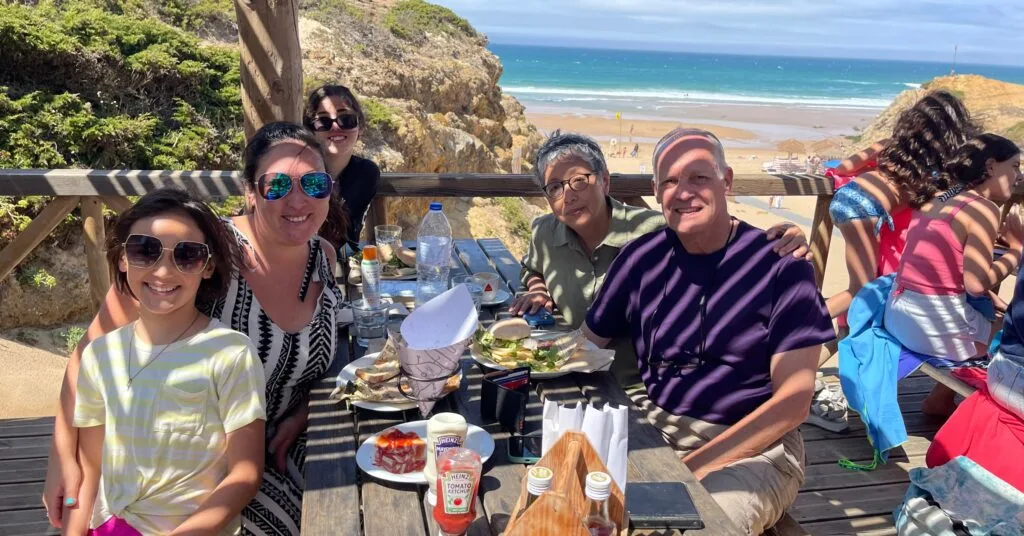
left=398, top=284, right=479, bottom=415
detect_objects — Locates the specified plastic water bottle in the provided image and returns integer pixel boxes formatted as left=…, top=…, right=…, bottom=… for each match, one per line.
left=415, top=202, right=452, bottom=305
left=360, top=245, right=382, bottom=307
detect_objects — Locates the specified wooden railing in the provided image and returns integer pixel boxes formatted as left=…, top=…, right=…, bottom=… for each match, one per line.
left=0, top=169, right=839, bottom=304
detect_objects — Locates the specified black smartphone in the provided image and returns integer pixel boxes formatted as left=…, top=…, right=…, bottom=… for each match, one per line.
left=507, top=431, right=542, bottom=464
left=626, top=482, right=704, bottom=530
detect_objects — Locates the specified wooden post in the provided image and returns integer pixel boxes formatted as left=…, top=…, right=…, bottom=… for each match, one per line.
left=0, top=196, right=80, bottom=282
left=233, top=0, right=304, bottom=140
left=81, top=197, right=110, bottom=306
left=809, top=194, right=834, bottom=290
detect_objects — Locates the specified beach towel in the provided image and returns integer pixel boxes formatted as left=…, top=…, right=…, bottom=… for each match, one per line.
left=838, top=274, right=907, bottom=469
left=894, top=456, right=1024, bottom=535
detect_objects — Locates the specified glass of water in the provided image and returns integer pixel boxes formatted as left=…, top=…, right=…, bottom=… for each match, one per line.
left=374, top=225, right=403, bottom=264
left=451, top=275, right=484, bottom=312
left=352, top=299, right=392, bottom=347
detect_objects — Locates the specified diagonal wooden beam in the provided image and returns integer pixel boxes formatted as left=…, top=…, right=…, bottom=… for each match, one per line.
left=0, top=196, right=80, bottom=282
left=100, top=195, right=133, bottom=215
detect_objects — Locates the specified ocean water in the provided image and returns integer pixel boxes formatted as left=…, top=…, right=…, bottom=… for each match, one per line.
left=490, top=44, right=1024, bottom=115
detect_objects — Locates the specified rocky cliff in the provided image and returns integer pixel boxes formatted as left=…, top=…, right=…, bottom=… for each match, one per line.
left=857, top=74, right=1024, bottom=147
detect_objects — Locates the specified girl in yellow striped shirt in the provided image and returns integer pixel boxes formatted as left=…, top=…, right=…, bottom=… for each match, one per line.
left=64, top=189, right=267, bottom=535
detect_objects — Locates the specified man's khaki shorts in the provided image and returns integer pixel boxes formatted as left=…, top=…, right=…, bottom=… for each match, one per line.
left=630, top=388, right=805, bottom=536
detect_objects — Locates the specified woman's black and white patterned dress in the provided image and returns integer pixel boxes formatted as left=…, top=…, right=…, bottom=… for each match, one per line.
left=201, top=221, right=343, bottom=536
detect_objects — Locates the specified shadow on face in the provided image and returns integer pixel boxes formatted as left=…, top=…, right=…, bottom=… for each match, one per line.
left=653, top=136, right=733, bottom=238
left=247, top=141, right=331, bottom=247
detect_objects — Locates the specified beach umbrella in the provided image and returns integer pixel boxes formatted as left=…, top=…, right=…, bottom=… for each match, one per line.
left=810, top=139, right=840, bottom=155
left=776, top=139, right=806, bottom=156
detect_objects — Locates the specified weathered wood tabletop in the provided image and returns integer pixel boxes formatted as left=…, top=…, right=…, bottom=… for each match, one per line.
left=302, top=237, right=743, bottom=536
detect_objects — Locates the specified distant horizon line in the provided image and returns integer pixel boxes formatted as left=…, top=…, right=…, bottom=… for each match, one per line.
left=485, top=40, right=1024, bottom=71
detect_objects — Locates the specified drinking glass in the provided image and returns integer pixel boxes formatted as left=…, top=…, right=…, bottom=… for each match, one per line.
left=452, top=275, right=483, bottom=312
left=375, top=225, right=403, bottom=264
left=352, top=299, right=392, bottom=347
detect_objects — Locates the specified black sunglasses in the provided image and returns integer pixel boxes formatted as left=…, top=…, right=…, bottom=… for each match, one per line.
left=123, top=234, right=211, bottom=274
left=311, top=113, right=359, bottom=132
left=650, top=293, right=707, bottom=378
left=542, top=173, right=594, bottom=200
left=257, top=172, right=334, bottom=201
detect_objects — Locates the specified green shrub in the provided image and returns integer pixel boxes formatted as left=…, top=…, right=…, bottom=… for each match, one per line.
left=362, top=97, right=400, bottom=132
left=496, top=198, right=530, bottom=244
left=63, top=326, right=87, bottom=354
left=1005, top=121, right=1024, bottom=145
left=303, top=0, right=366, bottom=25
left=17, top=266, right=58, bottom=289
left=384, top=0, right=476, bottom=41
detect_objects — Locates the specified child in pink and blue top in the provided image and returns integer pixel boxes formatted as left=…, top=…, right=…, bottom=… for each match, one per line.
left=885, top=134, right=1023, bottom=414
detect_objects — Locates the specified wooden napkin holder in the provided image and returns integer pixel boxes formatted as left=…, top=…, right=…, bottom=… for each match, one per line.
left=504, top=431, right=627, bottom=536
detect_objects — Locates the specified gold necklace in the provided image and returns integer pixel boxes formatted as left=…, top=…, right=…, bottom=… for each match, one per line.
left=127, top=313, right=202, bottom=388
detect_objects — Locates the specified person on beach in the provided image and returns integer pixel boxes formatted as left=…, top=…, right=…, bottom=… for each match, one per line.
left=45, top=122, right=347, bottom=536
left=509, top=131, right=812, bottom=385
left=885, top=134, right=1023, bottom=416
left=583, top=128, right=835, bottom=535
left=812, top=90, right=982, bottom=431
left=62, top=189, right=266, bottom=536
left=303, top=84, right=380, bottom=251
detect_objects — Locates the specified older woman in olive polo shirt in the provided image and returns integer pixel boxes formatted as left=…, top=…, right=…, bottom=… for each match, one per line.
left=510, top=131, right=810, bottom=383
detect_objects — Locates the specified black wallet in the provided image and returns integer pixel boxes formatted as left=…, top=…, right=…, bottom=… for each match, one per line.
left=480, top=367, right=531, bottom=433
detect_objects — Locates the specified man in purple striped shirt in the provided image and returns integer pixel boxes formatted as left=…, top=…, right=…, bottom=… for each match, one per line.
left=584, top=128, right=835, bottom=535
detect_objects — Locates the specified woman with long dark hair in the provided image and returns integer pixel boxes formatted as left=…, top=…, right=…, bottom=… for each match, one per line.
left=303, top=84, right=381, bottom=250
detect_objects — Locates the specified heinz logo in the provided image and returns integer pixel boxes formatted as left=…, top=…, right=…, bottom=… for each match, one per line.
left=435, top=434, right=464, bottom=457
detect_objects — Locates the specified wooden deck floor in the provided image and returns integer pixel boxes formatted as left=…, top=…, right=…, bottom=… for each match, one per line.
left=0, top=375, right=941, bottom=535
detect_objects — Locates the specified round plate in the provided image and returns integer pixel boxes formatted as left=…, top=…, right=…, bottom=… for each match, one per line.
left=337, top=355, right=464, bottom=412
left=356, top=420, right=495, bottom=484
left=480, top=289, right=512, bottom=306
left=469, top=331, right=601, bottom=380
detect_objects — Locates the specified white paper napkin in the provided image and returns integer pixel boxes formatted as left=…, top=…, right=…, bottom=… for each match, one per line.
left=542, top=400, right=628, bottom=490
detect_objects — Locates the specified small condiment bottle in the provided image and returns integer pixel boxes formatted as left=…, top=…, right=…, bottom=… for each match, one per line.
left=360, top=245, right=382, bottom=307
left=515, top=466, right=554, bottom=521
left=425, top=412, right=469, bottom=506
left=433, top=447, right=482, bottom=536
left=582, top=471, right=617, bottom=536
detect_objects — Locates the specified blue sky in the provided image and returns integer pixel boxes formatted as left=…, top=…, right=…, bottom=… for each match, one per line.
left=432, top=0, right=1024, bottom=66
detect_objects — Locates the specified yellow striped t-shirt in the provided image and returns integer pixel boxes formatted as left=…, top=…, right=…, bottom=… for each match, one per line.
left=74, top=318, right=267, bottom=535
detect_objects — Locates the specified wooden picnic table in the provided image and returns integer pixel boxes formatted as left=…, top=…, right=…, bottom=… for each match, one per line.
left=302, top=237, right=743, bottom=535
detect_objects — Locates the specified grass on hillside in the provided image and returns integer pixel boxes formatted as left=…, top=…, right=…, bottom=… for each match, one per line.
left=496, top=198, right=531, bottom=244
left=384, top=0, right=476, bottom=41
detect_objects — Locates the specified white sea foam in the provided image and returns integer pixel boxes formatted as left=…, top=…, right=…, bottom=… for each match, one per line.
left=903, top=82, right=923, bottom=88
left=502, top=85, right=891, bottom=109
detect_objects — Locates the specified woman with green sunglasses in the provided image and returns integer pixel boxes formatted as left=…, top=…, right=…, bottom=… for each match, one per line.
left=303, top=84, right=382, bottom=251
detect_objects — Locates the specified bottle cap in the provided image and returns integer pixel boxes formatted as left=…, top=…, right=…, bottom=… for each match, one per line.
left=526, top=466, right=553, bottom=495
left=429, top=201, right=442, bottom=211
left=584, top=471, right=612, bottom=501
left=362, top=245, right=378, bottom=261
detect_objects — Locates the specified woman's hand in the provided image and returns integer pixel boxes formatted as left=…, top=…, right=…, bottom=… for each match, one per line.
left=766, top=222, right=812, bottom=260
left=268, top=405, right=309, bottom=474
left=508, top=290, right=553, bottom=316
left=43, top=455, right=82, bottom=528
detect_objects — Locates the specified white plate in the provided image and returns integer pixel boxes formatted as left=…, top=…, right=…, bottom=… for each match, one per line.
left=480, top=289, right=512, bottom=306
left=469, top=331, right=604, bottom=380
left=356, top=421, right=495, bottom=484
left=337, top=354, right=464, bottom=412
left=337, top=355, right=417, bottom=412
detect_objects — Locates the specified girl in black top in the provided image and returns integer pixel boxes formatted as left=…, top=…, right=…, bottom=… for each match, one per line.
left=303, top=84, right=382, bottom=251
